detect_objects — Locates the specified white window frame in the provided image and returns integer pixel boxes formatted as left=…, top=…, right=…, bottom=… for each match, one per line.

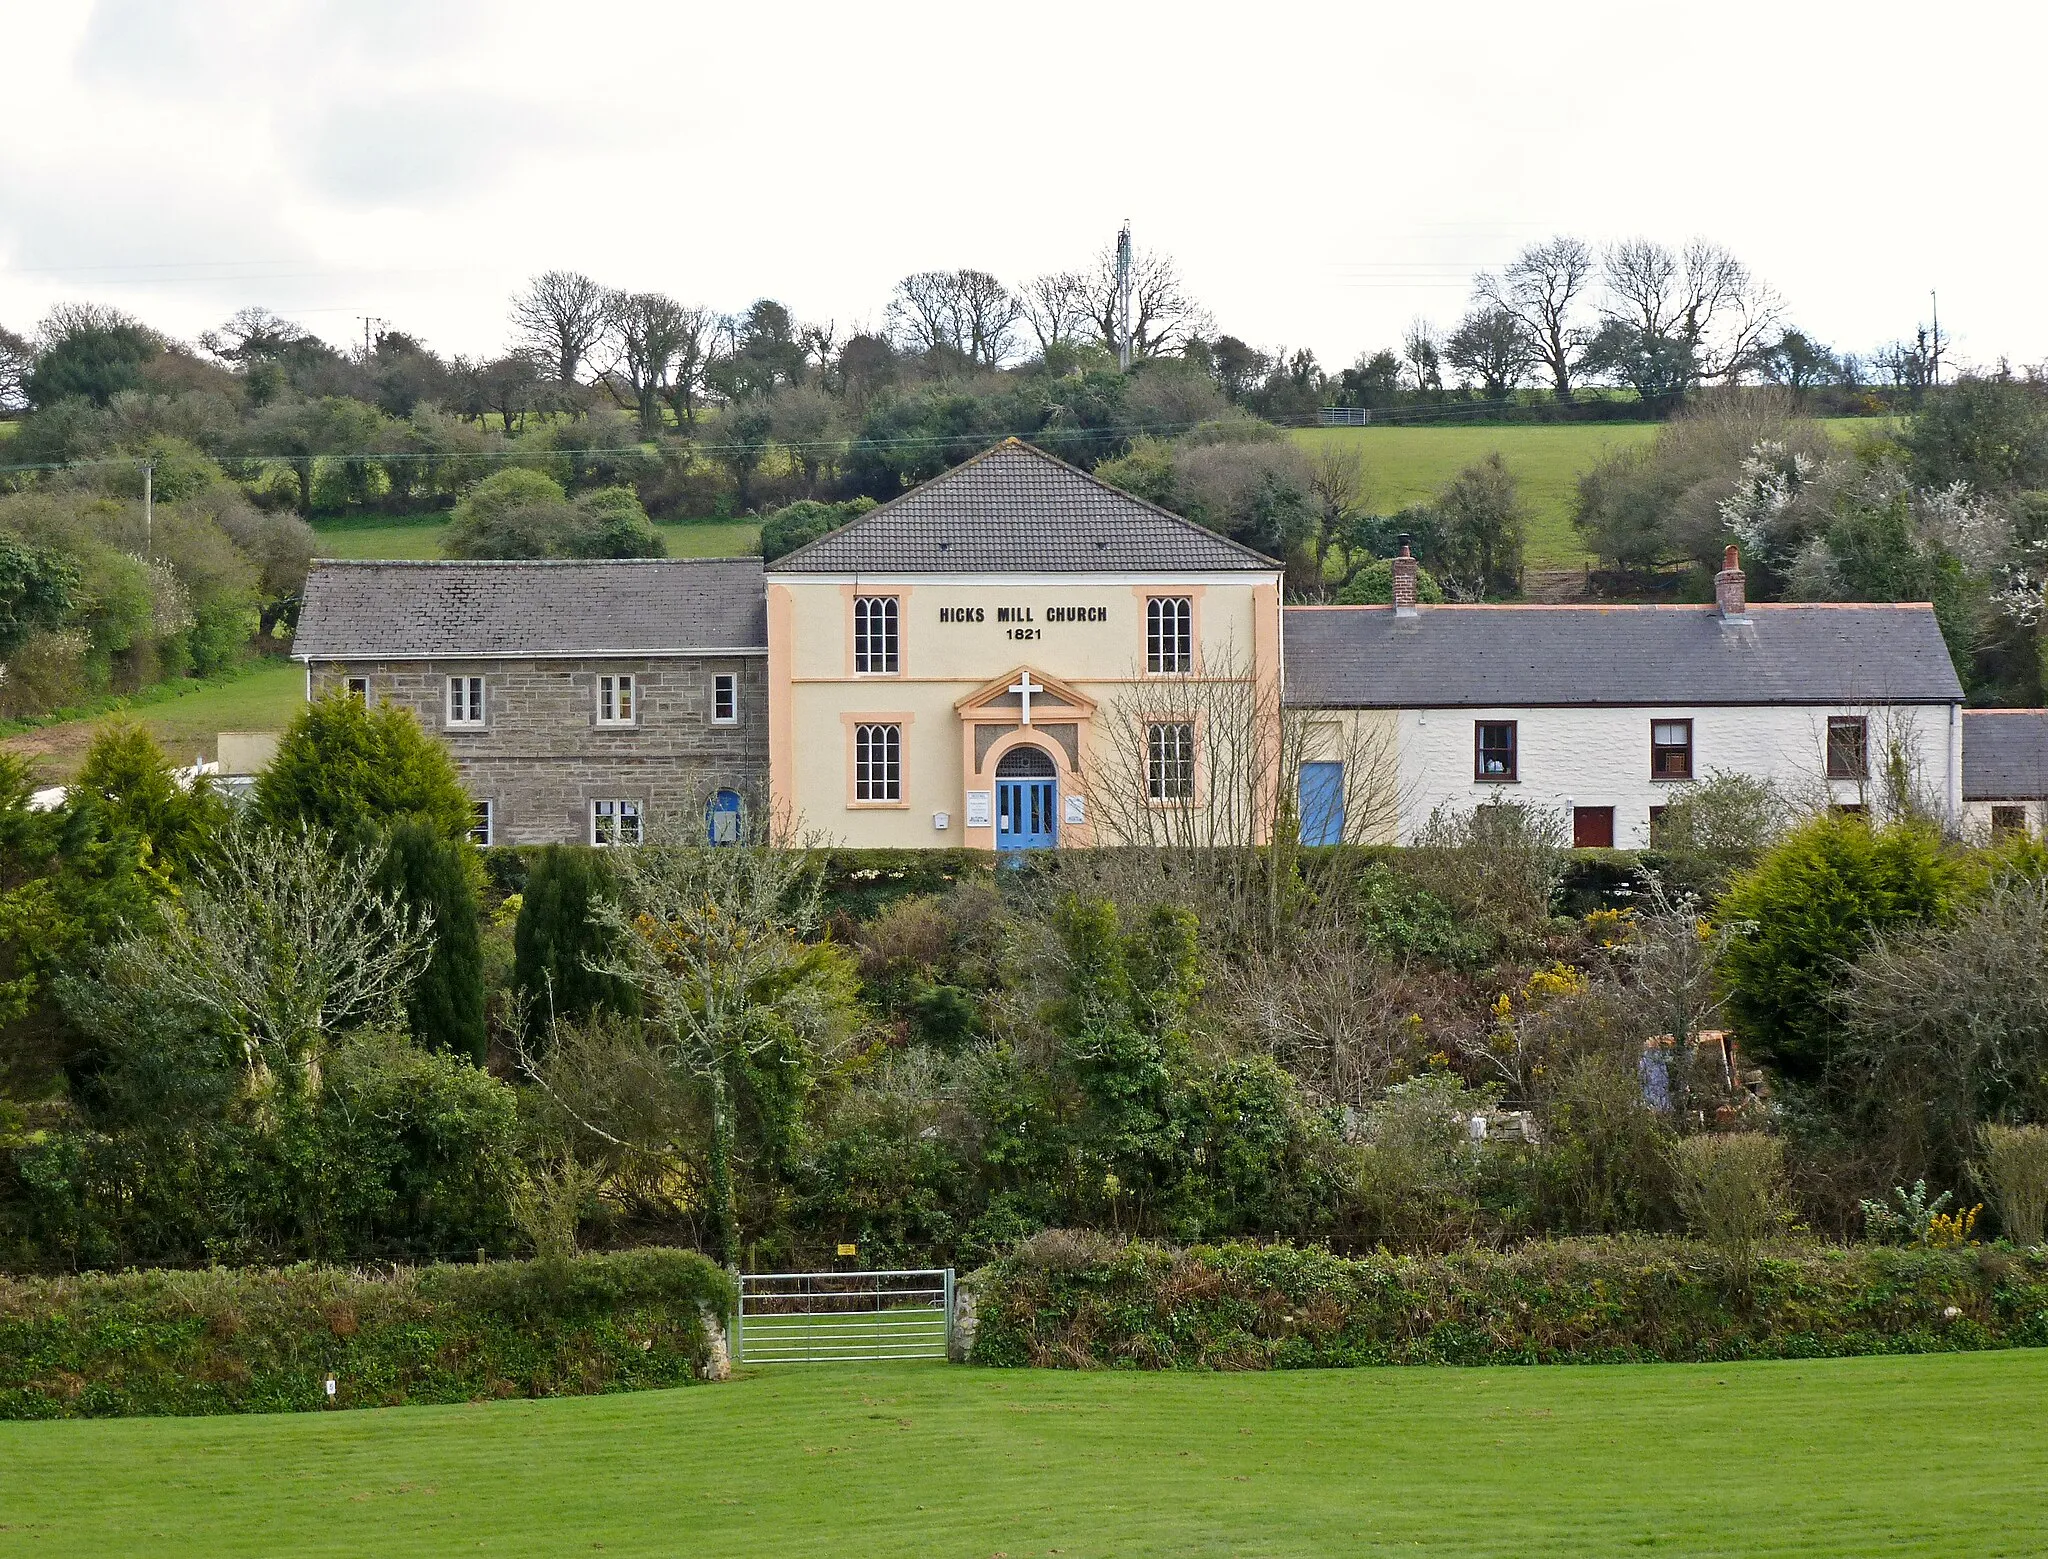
left=591, top=798, right=642, bottom=847
left=344, top=675, right=370, bottom=701
left=597, top=673, right=637, bottom=727
left=853, top=596, right=899, bottom=675
left=854, top=722, right=902, bottom=802
left=1147, top=721, right=1195, bottom=801
left=711, top=671, right=739, bottom=725
left=470, top=799, right=494, bottom=847
left=1147, top=596, right=1193, bottom=674
left=447, top=675, right=485, bottom=727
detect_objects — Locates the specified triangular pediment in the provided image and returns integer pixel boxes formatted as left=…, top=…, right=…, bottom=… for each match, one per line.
left=955, top=664, right=1096, bottom=721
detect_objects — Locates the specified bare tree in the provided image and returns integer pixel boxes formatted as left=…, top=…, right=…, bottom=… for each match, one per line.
left=510, top=270, right=611, bottom=387
left=102, top=825, right=431, bottom=1101
left=1475, top=236, right=1595, bottom=404
left=1079, top=651, right=1402, bottom=952
left=1443, top=305, right=1533, bottom=400
left=953, top=270, right=1023, bottom=367
left=598, top=290, right=692, bottom=436
left=1083, top=241, right=1212, bottom=362
left=1306, top=441, right=1371, bottom=583
left=884, top=272, right=956, bottom=357
left=1402, top=319, right=1443, bottom=396
left=885, top=270, right=1022, bottom=368
left=1020, top=272, right=1094, bottom=353
left=197, top=306, right=316, bottom=366
left=1600, top=238, right=1782, bottom=389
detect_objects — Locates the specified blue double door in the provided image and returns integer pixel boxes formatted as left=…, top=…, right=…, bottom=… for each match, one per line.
left=995, top=745, right=1059, bottom=851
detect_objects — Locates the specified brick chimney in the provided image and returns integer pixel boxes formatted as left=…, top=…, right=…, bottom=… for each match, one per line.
left=1392, top=535, right=1419, bottom=617
left=1715, top=544, right=1748, bottom=621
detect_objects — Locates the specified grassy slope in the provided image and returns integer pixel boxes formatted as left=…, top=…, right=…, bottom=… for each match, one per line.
left=3, top=1351, right=2044, bottom=1557
left=0, top=658, right=304, bottom=780
left=1291, top=417, right=1885, bottom=571
left=308, top=517, right=762, bottom=562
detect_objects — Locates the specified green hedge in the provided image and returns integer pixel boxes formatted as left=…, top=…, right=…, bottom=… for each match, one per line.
left=969, top=1235, right=2048, bottom=1369
left=0, top=1248, right=734, bottom=1419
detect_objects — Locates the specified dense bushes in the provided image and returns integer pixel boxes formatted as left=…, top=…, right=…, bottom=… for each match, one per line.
left=1719, top=815, right=1967, bottom=1083
left=3, top=1029, right=519, bottom=1271
left=968, top=1234, right=2048, bottom=1369
left=0, top=1248, right=732, bottom=1418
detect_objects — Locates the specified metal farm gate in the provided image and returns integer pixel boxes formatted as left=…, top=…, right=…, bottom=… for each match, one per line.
left=733, top=1269, right=954, bottom=1364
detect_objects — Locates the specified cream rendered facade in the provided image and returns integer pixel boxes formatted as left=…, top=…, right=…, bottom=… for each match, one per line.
left=766, top=569, right=1282, bottom=848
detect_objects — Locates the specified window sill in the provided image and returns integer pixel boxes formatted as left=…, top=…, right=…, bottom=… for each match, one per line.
left=847, top=799, right=910, bottom=810
left=1472, top=775, right=1519, bottom=784
left=1650, top=773, right=1693, bottom=784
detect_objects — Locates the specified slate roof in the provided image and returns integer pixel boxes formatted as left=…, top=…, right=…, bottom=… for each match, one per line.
left=1962, top=709, right=2048, bottom=800
left=1282, top=602, right=1965, bottom=708
left=766, top=439, right=1277, bottom=574
left=293, top=558, right=767, bottom=660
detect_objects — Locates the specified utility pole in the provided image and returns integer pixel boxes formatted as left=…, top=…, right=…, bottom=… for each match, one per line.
left=359, top=316, right=386, bottom=361
left=1115, top=221, right=1133, bottom=372
left=1928, top=291, right=1942, bottom=387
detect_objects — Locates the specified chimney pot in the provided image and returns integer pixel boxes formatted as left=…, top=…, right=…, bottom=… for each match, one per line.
left=1391, top=541, right=1419, bottom=616
left=1716, top=545, right=1747, bottom=620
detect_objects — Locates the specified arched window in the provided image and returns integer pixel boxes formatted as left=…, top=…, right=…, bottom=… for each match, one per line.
left=995, top=744, right=1057, bottom=779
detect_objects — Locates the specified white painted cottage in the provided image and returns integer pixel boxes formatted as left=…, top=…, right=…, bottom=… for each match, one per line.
left=1282, top=548, right=1966, bottom=847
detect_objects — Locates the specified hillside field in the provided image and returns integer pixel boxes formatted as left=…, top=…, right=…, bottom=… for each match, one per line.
left=1289, top=416, right=1888, bottom=570
left=308, top=517, right=762, bottom=562
left=0, top=658, right=304, bottom=780
left=2, top=1350, right=2043, bottom=1557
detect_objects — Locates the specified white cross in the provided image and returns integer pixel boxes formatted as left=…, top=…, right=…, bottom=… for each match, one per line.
left=1008, top=671, right=1044, bottom=726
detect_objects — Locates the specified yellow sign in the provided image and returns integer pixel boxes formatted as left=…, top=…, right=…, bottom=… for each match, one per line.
left=836, top=1242, right=858, bottom=1257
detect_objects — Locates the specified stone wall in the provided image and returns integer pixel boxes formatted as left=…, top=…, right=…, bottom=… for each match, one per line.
left=309, top=655, right=769, bottom=845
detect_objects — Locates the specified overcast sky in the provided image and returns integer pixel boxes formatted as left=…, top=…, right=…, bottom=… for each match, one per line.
left=3, top=1, right=2041, bottom=374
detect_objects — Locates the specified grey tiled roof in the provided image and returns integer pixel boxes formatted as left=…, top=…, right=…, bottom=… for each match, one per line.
left=1283, top=602, right=1964, bottom=708
left=766, top=439, right=1277, bottom=574
left=294, top=558, right=767, bottom=660
left=1962, top=709, right=2048, bottom=800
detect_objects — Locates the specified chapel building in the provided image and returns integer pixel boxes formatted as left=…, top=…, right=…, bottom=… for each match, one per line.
left=294, top=438, right=1978, bottom=850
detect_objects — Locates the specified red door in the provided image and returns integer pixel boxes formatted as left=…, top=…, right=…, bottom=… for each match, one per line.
left=1573, top=806, right=1615, bottom=849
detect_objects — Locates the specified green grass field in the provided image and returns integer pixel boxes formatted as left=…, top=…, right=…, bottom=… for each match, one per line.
left=307, top=516, right=762, bottom=562
left=1291, top=417, right=1887, bottom=570
left=4, top=1351, right=2044, bottom=1557
left=0, top=658, right=305, bottom=779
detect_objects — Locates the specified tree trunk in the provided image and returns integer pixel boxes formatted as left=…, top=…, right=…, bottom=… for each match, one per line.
left=707, top=1066, right=739, bottom=1266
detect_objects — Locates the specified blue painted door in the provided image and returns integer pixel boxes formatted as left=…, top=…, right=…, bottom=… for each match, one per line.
left=1298, top=761, right=1345, bottom=846
left=706, top=788, right=742, bottom=845
left=996, top=777, right=1057, bottom=850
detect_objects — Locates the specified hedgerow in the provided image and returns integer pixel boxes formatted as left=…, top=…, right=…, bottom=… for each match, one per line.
left=968, top=1233, right=2048, bottom=1369
left=0, top=1248, right=733, bottom=1419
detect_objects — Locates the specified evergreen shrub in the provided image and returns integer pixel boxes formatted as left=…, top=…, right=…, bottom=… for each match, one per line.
left=0, top=1248, right=733, bottom=1418
left=969, top=1235, right=2048, bottom=1369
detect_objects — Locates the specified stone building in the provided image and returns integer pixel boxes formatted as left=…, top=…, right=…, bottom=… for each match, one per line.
left=293, top=558, right=767, bottom=845
left=291, top=443, right=1987, bottom=851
